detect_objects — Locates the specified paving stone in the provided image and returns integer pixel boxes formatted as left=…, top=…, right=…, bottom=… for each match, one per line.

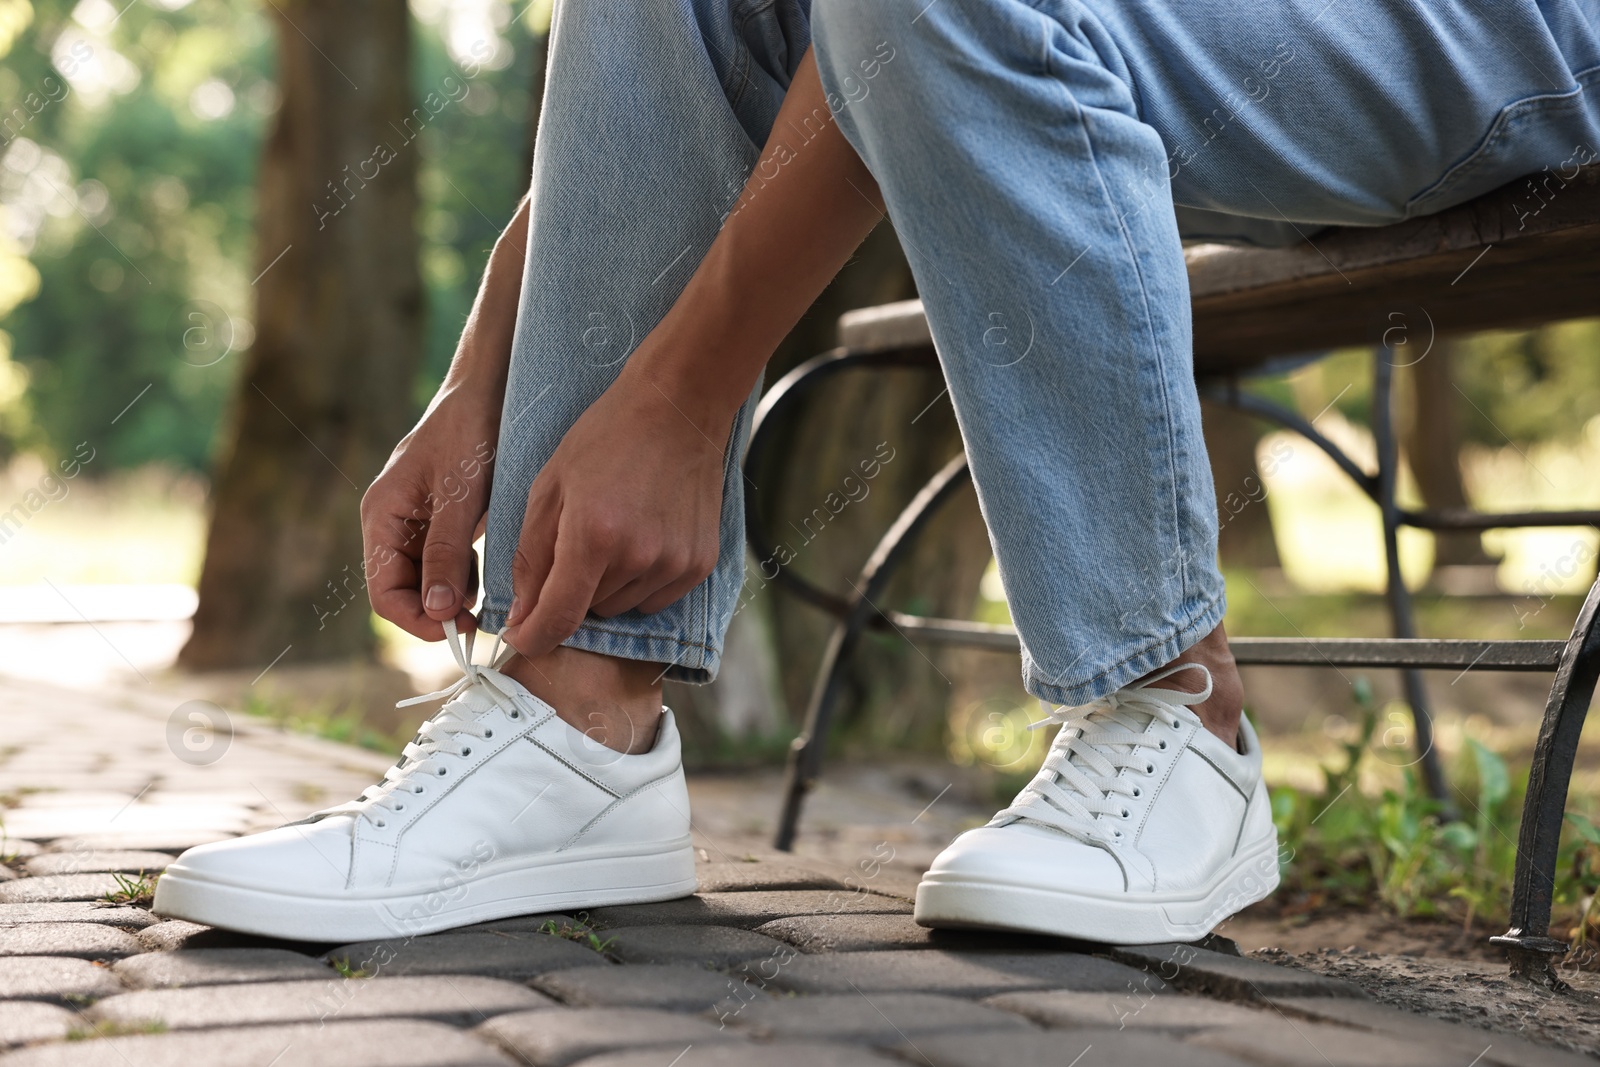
left=460, top=913, right=590, bottom=936
left=724, top=991, right=1034, bottom=1043
left=0, top=805, right=249, bottom=843
left=534, top=964, right=755, bottom=1012
left=0, top=903, right=157, bottom=929
left=113, top=948, right=331, bottom=989
left=900, top=1029, right=1251, bottom=1067
left=1189, top=1016, right=1473, bottom=1067
left=573, top=1044, right=895, bottom=1067
left=694, top=861, right=846, bottom=893
left=24, top=851, right=173, bottom=877
left=754, top=913, right=1059, bottom=954
left=0, top=923, right=145, bottom=960
left=88, top=975, right=548, bottom=1029
left=756, top=949, right=1163, bottom=998
left=1272, top=996, right=1593, bottom=1067
left=326, top=930, right=608, bottom=982
left=0, top=1002, right=76, bottom=1047
left=0, top=1018, right=515, bottom=1066
left=0, top=871, right=13, bottom=883
left=478, top=1007, right=742, bottom=1067
left=134, top=920, right=273, bottom=952
left=47, top=831, right=232, bottom=853
left=0, top=957, right=122, bottom=1003
left=0, top=874, right=132, bottom=904
left=1109, top=944, right=1366, bottom=1002
left=602, top=925, right=791, bottom=967
left=0, top=842, right=41, bottom=861
left=986, top=989, right=1277, bottom=1032
left=585, top=890, right=911, bottom=931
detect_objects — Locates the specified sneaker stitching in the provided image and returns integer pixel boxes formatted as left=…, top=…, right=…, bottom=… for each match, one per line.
left=525, top=736, right=625, bottom=799
left=559, top=772, right=681, bottom=851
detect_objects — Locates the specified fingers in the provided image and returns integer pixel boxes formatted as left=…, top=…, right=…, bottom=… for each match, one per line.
left=362, top=482, right=433, bottom=639
left=419, top=490, right=483, bottom=625
left=506, top=514, right=607, bottom=659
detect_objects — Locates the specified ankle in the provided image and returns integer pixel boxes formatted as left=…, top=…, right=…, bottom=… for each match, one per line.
left=500, top=646, right=665, bottom=755
left=1141, top=624, right=1243, bottom=748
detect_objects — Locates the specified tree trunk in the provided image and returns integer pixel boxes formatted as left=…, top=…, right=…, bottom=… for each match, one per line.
left=1200, top=399, right=1282, bottom=569
left=742, top=223, right=992, bottom=743
left=1401, top=339, right=1496, bottom=569
left=180, top=0, right=423, bottom=670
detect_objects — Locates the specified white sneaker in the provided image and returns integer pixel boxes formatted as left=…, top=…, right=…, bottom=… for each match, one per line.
left=915, top=663, right=1278, bottom=944
left=154, top=623, right=697, bottom=941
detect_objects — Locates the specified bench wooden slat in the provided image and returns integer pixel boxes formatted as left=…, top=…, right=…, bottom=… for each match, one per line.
left=837, top=165, right=1600, bottom=376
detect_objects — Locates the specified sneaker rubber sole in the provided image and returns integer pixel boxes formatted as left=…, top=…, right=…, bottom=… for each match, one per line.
left=913, top=831, right=1280, bottom=945
left=152, top=836, right=697, bottom=942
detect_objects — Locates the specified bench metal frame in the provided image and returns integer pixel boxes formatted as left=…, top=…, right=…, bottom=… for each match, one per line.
left=746, top=166, right=1600, bottom=985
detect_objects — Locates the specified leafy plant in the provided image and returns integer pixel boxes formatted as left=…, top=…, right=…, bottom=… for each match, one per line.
left=100, top=871, right=156, bottom=906
left=328, top=956, right=372, bottom=979
left=539, top=919, right=617, bottom=957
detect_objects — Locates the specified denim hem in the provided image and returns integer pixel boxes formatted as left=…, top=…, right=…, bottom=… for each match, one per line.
left=1023, top=590, right=1228, bottom=707
left=476, top=606, right=717, bottom=686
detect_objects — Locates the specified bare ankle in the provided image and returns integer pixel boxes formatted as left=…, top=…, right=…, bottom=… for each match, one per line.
left=500, top=646, right=665, bottom=755
left=1140, top=623, right=1243, bottom=748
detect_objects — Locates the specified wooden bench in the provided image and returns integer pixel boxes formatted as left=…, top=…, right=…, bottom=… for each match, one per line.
left=744, top=164, right=1600, bottom=986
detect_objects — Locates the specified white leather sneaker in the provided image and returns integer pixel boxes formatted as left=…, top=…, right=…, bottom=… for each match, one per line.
left=154, top=623, right=697, bottom=941
left=915, top=663, right=1278, bottom=944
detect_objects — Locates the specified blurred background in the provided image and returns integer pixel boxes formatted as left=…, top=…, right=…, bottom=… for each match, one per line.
left=3, top=0, right=1600, bottom=957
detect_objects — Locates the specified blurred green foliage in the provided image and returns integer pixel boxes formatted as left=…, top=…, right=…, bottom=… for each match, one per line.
left=1272, top=677, right=1600, bottom=949
left=0, top=0, right=544, bottom=474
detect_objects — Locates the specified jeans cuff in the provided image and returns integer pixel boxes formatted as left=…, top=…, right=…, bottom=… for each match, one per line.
left=1022, top=591, right=1228, bottom=707
left=476, top=605, right=718, bottom=686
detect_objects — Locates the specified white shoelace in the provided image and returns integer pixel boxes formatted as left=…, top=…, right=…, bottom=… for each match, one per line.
left=315, top=620, right=521, bottom=829
left=995, top=662, right=1213, bottom=847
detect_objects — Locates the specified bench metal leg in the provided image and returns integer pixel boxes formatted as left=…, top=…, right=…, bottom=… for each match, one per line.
left=1371, top=353, right=1454, bottom=810
left=1492, top=572, right=1600, bottom=986
left=774, top=454, right=972, bottom=851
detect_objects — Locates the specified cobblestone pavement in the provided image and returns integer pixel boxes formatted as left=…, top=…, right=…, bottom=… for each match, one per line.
left=0, top=674, right=1593, bottom=1066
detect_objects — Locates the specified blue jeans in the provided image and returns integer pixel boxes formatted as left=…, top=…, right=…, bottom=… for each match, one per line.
left=478, top=0, right=1600, bottom=705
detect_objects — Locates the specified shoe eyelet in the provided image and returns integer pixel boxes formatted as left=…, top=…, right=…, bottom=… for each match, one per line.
left=1158, top=740, right=1168, bottom=751
left=1113, top=830, right=1123, bottom=839
left=484, top=729, right=494, bottom=739
left=1145, top=763, right=1155, bottom=774
left=461, top=748, right=473, bottom=758
left=395, top=804, right=405, bottom=812
left=376, top=820, right=387, bottom=828
left=414, top=786, right=425, bottom=795
left=509, top=710, right=521, bottom=720
left=437, top=767, right=449, bottom=776
left=1121, top=809, right=1130, bottom=818
left=1131, top=788, right=1141, bottom=798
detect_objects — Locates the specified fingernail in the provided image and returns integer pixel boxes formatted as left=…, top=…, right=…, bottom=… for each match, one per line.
left=508, top=596, right=523, bottom=622
left=425, top=584, right=453, bottom=612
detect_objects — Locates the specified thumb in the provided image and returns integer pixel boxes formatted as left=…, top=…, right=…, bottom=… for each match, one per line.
left=419, top=498, right=481, bottom=624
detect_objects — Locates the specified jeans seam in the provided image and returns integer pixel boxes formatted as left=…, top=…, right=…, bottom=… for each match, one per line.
left=724, top=0, right=780, bottom=118
left=577, top=622, right=717, bottom=654
left=1062, top=69, right=1191, bottom=609
left=1036, top=588, right=1225, bottom=697
left=1404, top=62, right=1600, bottom=215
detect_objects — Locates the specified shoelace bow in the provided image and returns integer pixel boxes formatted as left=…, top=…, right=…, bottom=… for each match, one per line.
left=316, top=619, right=521, bottom=829
left=996, top=662, right=1213, bottom=846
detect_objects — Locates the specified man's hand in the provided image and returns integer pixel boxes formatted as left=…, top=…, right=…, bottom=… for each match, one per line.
left=502, top=370, right=728, bottom=659
left=362, top=397, right=498, bottom=641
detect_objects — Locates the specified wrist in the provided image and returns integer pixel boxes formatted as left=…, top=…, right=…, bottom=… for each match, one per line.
left=621, top=322, right=752, bottom=439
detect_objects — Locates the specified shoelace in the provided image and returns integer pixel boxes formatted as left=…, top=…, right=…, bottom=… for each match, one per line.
left=315, top=619, right=522, bottom=829
left=995, top=662, right=1213, bottom=847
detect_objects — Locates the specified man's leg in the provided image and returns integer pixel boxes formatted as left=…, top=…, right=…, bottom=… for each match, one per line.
left=810, top=0, right=1600, bottom=943
left=477, top=0, right=811, bottom=749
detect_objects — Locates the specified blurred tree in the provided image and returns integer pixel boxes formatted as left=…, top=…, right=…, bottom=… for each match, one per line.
left=180, top=0, right=422, bottom=669
left=1400, top=340, right=1496, bottom=570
